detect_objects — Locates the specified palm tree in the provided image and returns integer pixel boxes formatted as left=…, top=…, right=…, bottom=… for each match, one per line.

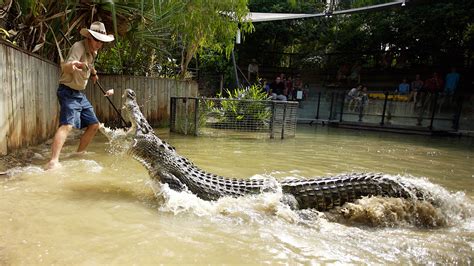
left=1, top=0, right=176, bottom=69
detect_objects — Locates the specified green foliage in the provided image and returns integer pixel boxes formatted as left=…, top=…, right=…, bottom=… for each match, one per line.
left=243, top=0, right=325, bottom=67
left=2, top=0, right=178, bottom=69
left=206, top=84, right=271, bottom=130
left=3, top=0, right=253, bottom=79
left=242, top=0, right=474, bottom=71
left=165, top=0, right=252, bottom=78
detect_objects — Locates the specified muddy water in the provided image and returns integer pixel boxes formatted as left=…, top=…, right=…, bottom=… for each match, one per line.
left=0, top=125, right=473, bottom=264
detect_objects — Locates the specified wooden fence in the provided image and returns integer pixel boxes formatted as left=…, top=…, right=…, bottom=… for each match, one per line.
left=0, top=40, right=198, bottom=155
left=0, top=40, right=60, bottom=156
left=84, top=75, right=198, bottom=127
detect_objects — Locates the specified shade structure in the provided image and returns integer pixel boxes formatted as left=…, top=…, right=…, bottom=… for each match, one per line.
left=244, top=0, right=407, bottom=22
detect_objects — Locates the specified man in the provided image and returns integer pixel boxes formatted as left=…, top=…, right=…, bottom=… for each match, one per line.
left=444, top=67, right=460, bottom=95
left=247, top=58, right=259, bottom=84
left=45, top=21, right=114, bottom=169
left=424, top=72, right=444, bottom=93
left=409, top=74, right=423, bottom=103
left=270, top=76, right=287, bottom=101
left=397, top=78, right=410, bottom=95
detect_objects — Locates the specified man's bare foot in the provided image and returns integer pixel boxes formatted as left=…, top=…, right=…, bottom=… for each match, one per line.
left=44, top=160, right=61, bottom=170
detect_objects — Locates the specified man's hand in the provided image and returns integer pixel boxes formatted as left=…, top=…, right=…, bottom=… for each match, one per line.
left=62, top=60, right=85, bottom=74
left=104, top=89, right=114, bottom=97
left=91, top=74, right=98, bottom=84
left=71, top=61, right=85, bottom=71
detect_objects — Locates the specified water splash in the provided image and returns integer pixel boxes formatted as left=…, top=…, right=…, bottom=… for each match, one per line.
left=146, top=173, right=473, bottom=229
left=100, top=127, right=132, bottom=155
left=1, top=165, right=45, bottom=178
left=147, top=175, right=312, bottom=226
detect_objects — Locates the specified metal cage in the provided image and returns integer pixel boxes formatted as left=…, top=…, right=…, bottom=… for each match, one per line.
left=170, top=97, right=298, bottom=139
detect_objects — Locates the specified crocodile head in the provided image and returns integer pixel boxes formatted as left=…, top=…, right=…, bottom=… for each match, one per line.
left=120, top=89, right=185, bottom=189
left=122, top=89, right=154, bottom=137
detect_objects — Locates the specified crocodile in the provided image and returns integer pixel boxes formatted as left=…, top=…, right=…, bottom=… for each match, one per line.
left=102, top=89, right=426, bottom=211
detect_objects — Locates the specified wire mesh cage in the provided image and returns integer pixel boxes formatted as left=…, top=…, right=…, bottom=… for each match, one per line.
left=170, top=97, right=298, bottom=139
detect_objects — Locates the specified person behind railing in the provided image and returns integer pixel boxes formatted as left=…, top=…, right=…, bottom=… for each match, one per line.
left=293, top=76, right=305, bottom=101
left=397, top=78, right=410, bottom=96
left=444, top=67, right=460, bottom=95
left=347, top=84, right=362, bottom=112
left=409, top=74, right=424, bottom=104
left=247, top=58, right=259, bottom=84
left=356, top=86, right=369, bottom=113
left=443, top=67, right=460, bottom=108
left=417, top=72, right=444, bottom=113
left=286, top=75, right=294, bottom=100
left=261, top=78, right=271, bottom=96
left=270, top=75, right=287, bottom=101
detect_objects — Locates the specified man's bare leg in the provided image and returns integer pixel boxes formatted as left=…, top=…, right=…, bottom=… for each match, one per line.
left=45, top=125, right=73, bottom=169
left=77, top=123, right=100, bottom=153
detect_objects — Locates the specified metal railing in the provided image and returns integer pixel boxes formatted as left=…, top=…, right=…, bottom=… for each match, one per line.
left=298, top=90, right=473, bottom=132
left=170, top=97, right=299, bottom=139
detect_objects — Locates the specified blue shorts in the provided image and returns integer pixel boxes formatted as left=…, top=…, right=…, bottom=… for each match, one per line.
left=57, top=84, right=99, bottom=129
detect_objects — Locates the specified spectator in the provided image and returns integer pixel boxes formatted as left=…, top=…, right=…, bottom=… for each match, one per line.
left=416, top=72, right=443, bottom=115
left=347, top=84, right=362, bottom=111
left=439, top=67, right=461, bottom=111
left=409, top=74, right=423, bottom=103
left=444, top=67, right=460, bottom=95
left=262, top=78, right=271, bottom=95
left=286, top=76, right=294, bottom=100
left=270, top=76, right=287, bottom=101
left=397, top=78, right=410, bottom=95
left=247, top=58, right=259, bottom=84
left=357, top=86, right=370, bottom=112
left=424, top=72, right=444, bottom=93
left=293, top=76, right=305, bottom=101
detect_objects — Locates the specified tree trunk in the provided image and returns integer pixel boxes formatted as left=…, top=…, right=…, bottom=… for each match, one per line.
left=179, top=43, right=198, bottom=79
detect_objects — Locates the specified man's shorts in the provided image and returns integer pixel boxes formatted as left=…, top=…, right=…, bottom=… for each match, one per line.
left=57, top=84, right=99, bottom=129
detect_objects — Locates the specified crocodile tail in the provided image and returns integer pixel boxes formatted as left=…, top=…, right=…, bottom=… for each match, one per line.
left=281, top=173, right=418, bottom=211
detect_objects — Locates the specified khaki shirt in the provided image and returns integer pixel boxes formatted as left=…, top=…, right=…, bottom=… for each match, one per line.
left=59, top=40, right=96, bottom=90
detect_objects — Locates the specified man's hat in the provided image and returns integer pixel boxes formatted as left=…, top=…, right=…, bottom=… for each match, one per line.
left=80, top=21, right=114, bottom=42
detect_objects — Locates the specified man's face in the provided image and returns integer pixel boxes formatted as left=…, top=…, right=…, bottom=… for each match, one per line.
left=276, top=77, right=281, bottom=83
left=88, top=37, right=103, bottom=52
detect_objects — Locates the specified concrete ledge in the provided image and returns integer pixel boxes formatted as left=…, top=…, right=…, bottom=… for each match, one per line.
left=331, top=121, right=459, bottom=136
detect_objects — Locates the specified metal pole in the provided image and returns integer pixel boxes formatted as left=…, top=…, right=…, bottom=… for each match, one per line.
left=194, top=98, right=199, bottom=136
left=452, top=95, right=463, bottom=130
left=95, top=81, right=128, bottom=127
left=329, top=92, right=335, bottom=120
left=170, top=97, right=176, bottom=132
left=231, top=49, right=240, bottom=88
left=358, top=99, right=364, bottom=122
left=270, top=101, right=276, bottom=139
left=339, top=92, right=345, bottom=122
left=316, top=91, right=322, bottom=120
left=184, top=98, right=188, bottom=135
left=429, top=92, right=439, bottom=131
left=281, top=102, right=287, bottom=139
left=380, top=91, right=388, bottom=125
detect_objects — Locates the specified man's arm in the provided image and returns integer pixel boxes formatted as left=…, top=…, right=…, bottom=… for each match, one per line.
left=60, top=42, right=86, bottom=74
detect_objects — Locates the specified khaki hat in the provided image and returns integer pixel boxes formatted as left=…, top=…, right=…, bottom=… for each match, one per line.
left=80, top=21, right=114, bottom=42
